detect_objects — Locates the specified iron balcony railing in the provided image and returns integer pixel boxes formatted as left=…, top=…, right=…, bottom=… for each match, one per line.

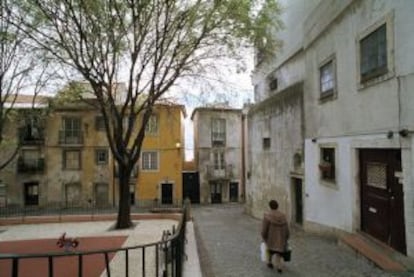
left=0, top=203, right=189, bottom=277
left=58, top=130, right=84, bottom=145
left=17, top=158, right=45, bottom=173
left=206, top=164, right=234, bottom=179
left=18, top=127, right=45, bottom=145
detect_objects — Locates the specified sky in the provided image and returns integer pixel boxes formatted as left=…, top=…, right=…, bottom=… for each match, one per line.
left=169, top=54, right=255, bottom=161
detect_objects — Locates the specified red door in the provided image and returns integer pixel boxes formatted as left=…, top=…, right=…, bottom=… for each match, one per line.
left=360, top=149, right=406, bottom=254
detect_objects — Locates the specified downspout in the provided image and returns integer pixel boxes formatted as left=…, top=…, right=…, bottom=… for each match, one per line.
left=241, top=113, right=246, bottom=203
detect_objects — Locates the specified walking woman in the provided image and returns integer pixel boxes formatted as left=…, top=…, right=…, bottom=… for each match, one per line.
left=261, top=200, right=290, bottom=273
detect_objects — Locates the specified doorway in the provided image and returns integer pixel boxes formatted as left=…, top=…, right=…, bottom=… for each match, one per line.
left=95, top=183, right=109, bottom=207
left=210, top=182, right=222, bottom=203
left=24, top=182, right=39, bottom=206
left=292, top=178, right=303, bottom=225
left=360, top=149, right=406, bottom=254
left=183, top=172, right=200, bottom=204
left=161, top=183, right=173, bottom=204
left=229, top=182, right=239, bottom=202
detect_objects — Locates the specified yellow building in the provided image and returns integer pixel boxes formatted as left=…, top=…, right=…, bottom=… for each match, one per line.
left=136, top=102, right=186, bottom=205
left=0, top=93, right=186, bottom=208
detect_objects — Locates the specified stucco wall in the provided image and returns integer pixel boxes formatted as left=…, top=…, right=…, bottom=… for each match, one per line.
left=246, top=84, right=303, bottom=219
left=193, top=108, right=242, bottom=204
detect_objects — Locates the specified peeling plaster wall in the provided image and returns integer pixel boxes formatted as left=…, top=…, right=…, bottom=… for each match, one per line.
left=246, top=84, right=304, bottom=219
left=193, top=108, right=242, bottom=204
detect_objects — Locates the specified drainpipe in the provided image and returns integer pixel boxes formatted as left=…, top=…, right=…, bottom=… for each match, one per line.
left=241, top=113, right=246, bottom=202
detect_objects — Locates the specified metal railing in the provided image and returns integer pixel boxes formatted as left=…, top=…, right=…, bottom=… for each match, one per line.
left=0, top=199, right=184, bottom=219
left=206, top=164, right=234, bottom=179
left=0, top=203, right=188, bottom=277
left=17, top=158, right=45, bottom=173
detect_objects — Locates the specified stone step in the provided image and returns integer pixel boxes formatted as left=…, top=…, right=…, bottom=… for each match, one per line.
left=339, top=234, right=406, bottom=272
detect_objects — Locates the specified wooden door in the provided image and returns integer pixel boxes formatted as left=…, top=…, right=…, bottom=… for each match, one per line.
left=210, top=182, right=222, bottom=203
left=161, top=183, right=173, bottom=204
left=229, top=182, right=238, bottom=202
left=360, top=149, right=406, bottom=254
left=293, top=178, right=303, bottom=225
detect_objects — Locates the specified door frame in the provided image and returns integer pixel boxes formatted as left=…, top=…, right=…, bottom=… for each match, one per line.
left=359, top=148, right=406, bottom=254
left=160, top=182, right=174, bottom=205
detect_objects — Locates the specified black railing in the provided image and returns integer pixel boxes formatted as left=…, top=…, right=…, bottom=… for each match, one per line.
left=0, top=204, right=188, bottom=277
left=17, top=158, right=45, bottom=173
left=18, top=127, right=45, bottom=145
left=0, top=200, right=183, bottom=219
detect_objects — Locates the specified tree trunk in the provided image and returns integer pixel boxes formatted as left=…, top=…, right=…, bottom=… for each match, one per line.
left=115, top=166, right=133, bottom=229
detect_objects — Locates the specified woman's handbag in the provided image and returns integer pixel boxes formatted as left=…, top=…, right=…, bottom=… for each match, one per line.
left=260, top=242, right=269, bottom=262
left=282, top=242, right=292, bottom=262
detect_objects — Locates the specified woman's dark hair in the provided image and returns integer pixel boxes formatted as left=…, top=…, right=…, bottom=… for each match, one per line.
left=269, top=200, right=279, bottom=210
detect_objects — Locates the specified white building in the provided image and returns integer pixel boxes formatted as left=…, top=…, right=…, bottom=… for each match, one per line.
left=249, top=0, right=414, bottom=258
left=192, top=106, right=244, bottom=204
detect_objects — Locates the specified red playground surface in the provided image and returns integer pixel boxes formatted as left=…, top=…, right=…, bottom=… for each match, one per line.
left=0, top=236, right=127, bottom=277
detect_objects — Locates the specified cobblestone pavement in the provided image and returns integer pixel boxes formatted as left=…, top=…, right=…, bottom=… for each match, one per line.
left=192, top=204, right=412, bottom=277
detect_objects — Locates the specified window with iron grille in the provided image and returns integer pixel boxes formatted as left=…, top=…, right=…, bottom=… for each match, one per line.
left=211, top=118, right=226, bottom=147
left=360, top=24, right=387, bottom=82
left=320, top=59, right=335, bottom=99
left=142, top=151, right=158, bottom=170
left=63, top=149, right=81, bottom=170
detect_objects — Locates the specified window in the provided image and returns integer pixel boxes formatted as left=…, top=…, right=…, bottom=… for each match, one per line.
left=95, top=149, right=108, bottom=165
left=268, top=76, right=278, bottom=91
left=95, top=116, right=105, bottom=131
left=319, top=59, right=335, bottom=99
left=319, top=148, right=335, bottom=181
left=130, top=184, right=135, bottom=205
left=213, top=151, right=225, bottom=170
left=60, top=117, right=82, bottom=144
left=360, top=24, right=387, bottom=82
left=211, top=118, right=226, bottom=147
left=263, top=137, right=271, bottom=150
left=63, top=149, right=81, bottom=170
left=142, top=151, right=158, bottom=170
left=145, top=114, right=158, bottom=135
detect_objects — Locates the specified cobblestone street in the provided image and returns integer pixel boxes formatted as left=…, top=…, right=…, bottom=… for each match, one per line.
left=192, top=204, right=411, bottom=277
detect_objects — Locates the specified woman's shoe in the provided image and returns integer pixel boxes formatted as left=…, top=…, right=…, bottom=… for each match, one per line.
left=277, top=268, right=282, bottom=273
left=267, top=263, right=274, bottom=269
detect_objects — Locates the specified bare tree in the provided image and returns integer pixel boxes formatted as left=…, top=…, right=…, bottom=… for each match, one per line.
left=11, top=0, right=281, bottom=228
left=0, top=0, right=54, bottom=170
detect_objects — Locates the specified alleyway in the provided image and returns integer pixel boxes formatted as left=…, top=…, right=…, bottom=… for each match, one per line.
left=192, top=204, right=409, bottom=277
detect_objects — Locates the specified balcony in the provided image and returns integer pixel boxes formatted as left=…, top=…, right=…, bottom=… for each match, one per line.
left=17, top=158, right=45, bottom=173
left=58, top=130, right=83, bottom=145
left=206, top=164, right=234, bottom=180
left=18, top=127, right=44, bottom=145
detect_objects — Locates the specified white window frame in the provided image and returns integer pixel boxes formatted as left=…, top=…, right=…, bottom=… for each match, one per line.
left=319, top=55, right=337, bottom=102
left=141, top=151, right=159, bottom=171
left=213, top=151, right=225, bottom=170
left=211, top=118, right=226, bottom=146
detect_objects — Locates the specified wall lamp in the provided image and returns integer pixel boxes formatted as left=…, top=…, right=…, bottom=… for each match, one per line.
left=175, top=142, right=181, bottom=149
left=399, top=129, right=410, bottom=138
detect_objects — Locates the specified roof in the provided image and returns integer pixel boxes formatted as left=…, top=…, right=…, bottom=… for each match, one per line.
left=3, top=94, right=50, bottom=108
left=190, top=105, right=242, bottom=120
